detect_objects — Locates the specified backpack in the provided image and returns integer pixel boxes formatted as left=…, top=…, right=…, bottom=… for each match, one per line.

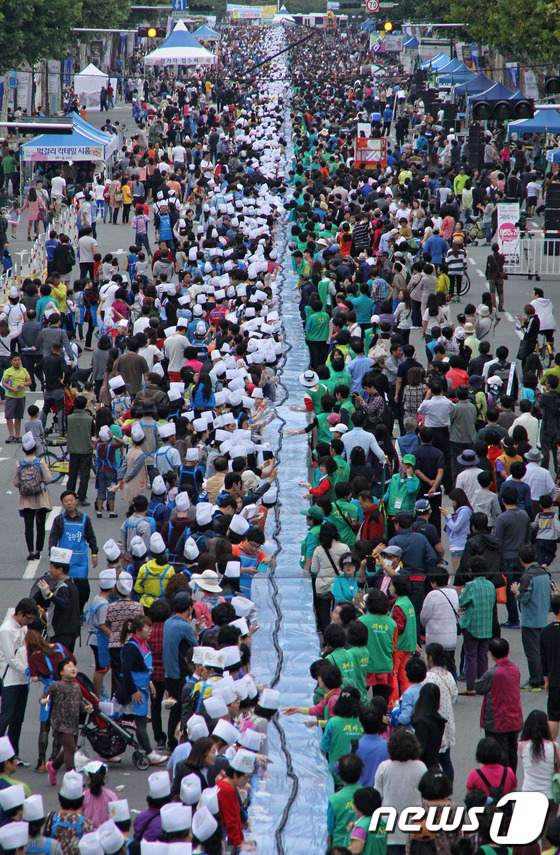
left=18, top=458, right=43, bottom=496
left=475, top=765, right=508, bottom=804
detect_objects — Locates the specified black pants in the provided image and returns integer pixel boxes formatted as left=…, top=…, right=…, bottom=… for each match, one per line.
left=522, top=625, right=544, bottom=687
left=79, top=262, right=94, bottom=280
left=431, top=426, right=452, bottom=492
left=448, top=275, right=462, bottom=299
left=110, top=646, right=123, bottom=697
left=315, top=593, right=333, bottom=634
left=307, top=340, right=329, bottom=370
left=122, top=204, right=132, bottom=224
left=165, top=677, right=183, bottom=750
left=540, top=428, right=559, bottom=472
left=85, top=320, right=96, bottom=349
left=151, top=680, right=166, bottom=746
left=21, top=508, right=48, bottom=553
left=0, top=684, right=28, bottom=756
left=52, top=632, right=77, bottom=653
left=503, top=559, right=521, bottom=624
left=67, top=452, right=92, bottom=501
left=21, top=354, right=43, bottom=391
left=485, top=728, right=519, bottom=772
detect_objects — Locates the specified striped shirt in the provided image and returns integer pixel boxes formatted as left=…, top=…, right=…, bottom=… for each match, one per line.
left=445, top=248, right=467, bottom=276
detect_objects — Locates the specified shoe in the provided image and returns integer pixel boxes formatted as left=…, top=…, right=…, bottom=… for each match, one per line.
left=459, top=689, right=476, bottom=696
left=457, top=672, right=466, bottom=681
left=77, top=500, right=90, bottom=507
left=34, top=761, right=46, bottom=773
left=84, top=347, right=94, bottom=351
left=14, top=437, right=21, bottom=443
left=16, top=758, right=30, bottom=767
left=33, top=552, right=41, bottom=559
left=46, top=760, right=57, bottom=785
left=5, top=436, right=13, bottom=444
left=521, top=684, right=544, bottom=692
left=156, top=742, right=167, bottom=752
left=26, top=553, right=35, bottom=561
left=147, top=751, right=167, bottom=765
left=500, top=621, right=520, bottom=628
left=109, top=512, right=118, bottom=518
left=96, top=512, right=102, bottom=519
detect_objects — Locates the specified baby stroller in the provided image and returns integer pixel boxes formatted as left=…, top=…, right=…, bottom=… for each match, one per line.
left=467, top=219, right=485, bottom=246
left=76, top=672, right=151, bottom=770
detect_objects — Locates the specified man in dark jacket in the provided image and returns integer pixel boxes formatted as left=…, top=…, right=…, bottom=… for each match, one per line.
left=475, top=637, right=523, bottom=772
left=512, top=544, right=551, bottom=690
left=539, top=374, right=560, bottom=471
left=33, top=547, right=81, bottom=652
left=456, top=512, right=503, bottom=638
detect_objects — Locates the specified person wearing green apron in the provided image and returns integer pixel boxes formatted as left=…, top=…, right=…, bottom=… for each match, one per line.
left=389, top=576, right=418, bottom=702
left=320, top=687, right=364, bottom=786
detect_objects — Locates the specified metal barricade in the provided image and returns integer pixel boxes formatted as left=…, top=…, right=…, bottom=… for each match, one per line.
left=504, top=232, right=560, bottom=279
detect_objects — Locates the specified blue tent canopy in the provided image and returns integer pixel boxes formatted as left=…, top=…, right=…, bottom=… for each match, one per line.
left=454, top=73, right=494, bottom=94
left=546, top=148, right=560, bottom=163
left=438, top=72, right=476, bottom=86
left=468, top=81, right=524, bottom=100
left=160, top=23, right=203, bottom=50
left=436, top=58, right=467, bottom=75
left=403, top=36, right=419, bottom=48
left=420, top=52, right=449, bottom=70
left=193, top=24, right=220, bottom=41
left=509, top=110, right=560, bottom=135
left=21, top=114, right=119, bottom=161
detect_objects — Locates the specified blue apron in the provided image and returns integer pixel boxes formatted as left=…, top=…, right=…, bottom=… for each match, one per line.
left=85, top=602, right=111, bottom=669
left=39, top=644, right=64, bottom=723
left=27, top=838, right=51, bottom=855
left=58, top=514, right=89, bottom=579
left=129, top=638, right=152, bottom=717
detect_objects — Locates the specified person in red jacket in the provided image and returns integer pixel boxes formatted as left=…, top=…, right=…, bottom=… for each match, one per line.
left=474, top=636, right=524, bottom=772
left=357, top=491, right=384, bottom=540
left=217, top=750, right=255, bottom=848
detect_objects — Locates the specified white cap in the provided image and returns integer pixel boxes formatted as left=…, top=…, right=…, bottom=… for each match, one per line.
left=98, top=821, right=125, bottom=855
left=185, top=448, right=199, bottom=462
left=204, top=649, right=225, bottom=670
left=242, top=675, right=258, bottom=700
left=158, top=423, right=176, bottom=438
left=109, top=375, right=126, bottom=391
left=99, top=568, right=117, bottom=590
left=131, top=423, right=145, bottom=442
left=0, top=785, right=25, bottom=810
left=160, top=803, right=192, bottom=833
left=8, top=286, right=19, bottom=299
left=192, top=806, right=218, bottom=843
left=99, top=426, right=112, bottom=442
left=130, top=535, right=147, bottom=558
left=107, top=799, right=130, bottom=823
left=150, top=532, right=166, bottom=554
left=0, top=737, right=15, bottom=763
left=230, top=617, right=249, bottom=636
left=214, top=679, right=236, bottom=704
left=237, top=728, right=262, bottom=751
left=198, top=786, right=219, bottom=815
left=140, top=844, right=168, bottom=855
left=116, top=571, right=133, bottom=596
left=175, top=492, right=190, bottom=511
left=229, top=514, right=250, bottom=536
left=231, top=748, right=256, bottom=774
left=51, top=546, right=72, bottom=565
left=203, top=694, right=228, bottom=719
left=148, top=770, right=171, bottom=799
left=221, top=647, right=242, bottom=670
left=22, top=794, right=44, bottom=822
left=79, top=832, right=104, bottom=855
left=186, top=713, right=209, bottom=741
left=0, top=823, right=29, bottom=851
left=151, top=475, right=166, bottom=495
left=183, top=536, right=199, bottom=560
left=103, top=539, right=121, bottom=563
left=231, top=596, right=254, bottom=618
left=22, top=431, right=36, bottom=452
left=212, top=719, right=240, bottom=746
left=167, top=845, right=192, bottom=855
left=180, top=773, right=202, bottom=806
left=195, top=503, right=213, bottom=526
left=259, top=688, right=280, bottom=710
left=60, top=770, right=84, bottom=800
left=262, top=486, right=277, bottom=506
left=224, top=560, right=241, bottom=579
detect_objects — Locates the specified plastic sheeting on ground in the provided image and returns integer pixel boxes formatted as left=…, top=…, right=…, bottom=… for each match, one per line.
left=242, top=28, right=332, bottom=855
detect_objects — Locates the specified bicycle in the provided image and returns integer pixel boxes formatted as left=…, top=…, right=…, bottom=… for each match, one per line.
left=457, top=271, right=471, bottom=297
left=38, top=436, right=70, bottom=483
left=538, top=334, right=554, bottom=369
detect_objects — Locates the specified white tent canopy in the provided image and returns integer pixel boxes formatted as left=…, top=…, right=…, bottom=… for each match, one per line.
left=74, top=64, right=109, bottom=112
left=144, top=20, right=216, bottom=67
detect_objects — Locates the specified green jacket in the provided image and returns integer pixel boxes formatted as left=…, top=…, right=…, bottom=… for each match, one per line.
left=346, top=815, right=387, bottom=855
left=392, top=595, right=417, bottom=652
left=328, top=783, right=361, bottom=846
left=66, top=409, right=94, bottom=454
left=359, top=612, right=396, bottom=674
left=300, top=524, right=322, bottom=570
left=330, top=499, right=358, bottom=547
left=326, top=647, right=357, bottom=690
left=348, top=644, right=369, bottom=701
left=306, top=310, right=330, bottom=342
left=384, top=473, right=420, bottom=515
left=321, top=715, right=364, bottom=784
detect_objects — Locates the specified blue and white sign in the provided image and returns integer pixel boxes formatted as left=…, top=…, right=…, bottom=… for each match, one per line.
left=172, top=0, right=187, bottom=10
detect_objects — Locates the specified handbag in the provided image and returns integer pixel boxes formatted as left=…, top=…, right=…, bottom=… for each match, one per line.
left=114, top=191, right=123, bottom=203
left=439, top=589, right=462, bottom=636
left=495, top=574, right=508, bottom=604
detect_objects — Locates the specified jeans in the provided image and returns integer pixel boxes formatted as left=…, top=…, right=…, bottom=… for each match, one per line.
left=79, top=262, right=94, bottom=280
left=67, top=452, right=92, bottom=501
left=485, top=729, right=519, bottom=772
left=522, top=625, right=544, bottom=687
left=0, top=684, right=29, bottom=755
left=136, top=232, right=152, bottom=257
left=41, top=388, right=65, bottom=432
left=462, top=628, right=489, bottom=691
left=439, top=747, right=454, bottom=782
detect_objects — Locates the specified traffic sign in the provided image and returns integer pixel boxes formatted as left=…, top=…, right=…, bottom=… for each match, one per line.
left=366, top=0, right=380, bottom=10
left=172, top=0, right=187, bottom=10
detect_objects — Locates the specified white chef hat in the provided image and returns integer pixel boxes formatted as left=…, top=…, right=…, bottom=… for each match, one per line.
left=22, top=431, right=36, bottom=452
left=192, top=806, right=218, bottom=843
left=259, top=688, right=280, bottom=711
left=224, top=560, right=241, bottom=579
left=195, top=503, right=213, bottom=526
left=185, top=448, right=199, bottom=462
left=160, top=803, right=192, bottom=833
left=237, top=728, right=262, bottom=752
left=230, top=617, right=249, bottom=636
left=229, top=514, right=250, bottom=536
left=183, top=536, right=200, bottom=561
left=60, top=770, right=84, bottom=800
left=158, top=423, right=176, bottom=438
left=203, top=694, right=228, bottom=719
left=212, top=719, right=240, bottom=746
left=107, top=799, right=130, bottom=823
left=231, top=748, right=256, bottom=774
left=0, top=785, right=25, bottom=811
left=175, top=491, right=190, bottom=511
left=214, top=679, right=236, bottom=704
left=131, top=423, right=146, bottom=443
left=22, top=794, right=44, bottom=822
left=150, top=532, right=166, bottom=554
left=231, top=596, right=254, bottom=618
left=140, top=844, right=168, bottom=855
left=103, top=539, right=121, bottom=563
left=116, top=571, right=133, bottom=596
left=99, top=568, right=117, bottom=590
left=0, top=823, right=29, bottom=851
left=99, top=426, right=112, bottom=442
left=198, top=786, right=219, bottom=815
left=186, top=714, right=209, bottom=741
left=0, top=737, right=16, bottom=763
left=130, top=536, right=147, bottom=558
left=180, top=772, right=202, bottom=806
left=98, top=820, right=125, bottom=855
left=109, top=375, right=126, bottom=391
left=151, top=475, right=167, bottom=495
left=148, top=771, right=171, bottom=799
left=79, top=832, right=104, bottom=855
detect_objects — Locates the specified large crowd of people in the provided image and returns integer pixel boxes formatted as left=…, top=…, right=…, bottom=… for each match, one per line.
left=0, top=18, right=559, bottom=855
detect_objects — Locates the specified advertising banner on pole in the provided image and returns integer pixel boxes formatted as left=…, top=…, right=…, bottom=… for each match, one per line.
left=497, top=202, right=520, bottom=257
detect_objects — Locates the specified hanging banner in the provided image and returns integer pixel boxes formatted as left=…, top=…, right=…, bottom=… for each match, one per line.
left=47, top=61, right=60, bottom=95
left=63, top=59, right=72, bottom=86
left=523, top=69, right=539, bottom=99
left=470, top=42, right=479, bottom=71
left=15, top=72, right=29, bottom=112
left=497, top=202, right=520, bottom=258
left=505, top=62, right=519, bottom=90
left=355, top=137, right=387, bottom=168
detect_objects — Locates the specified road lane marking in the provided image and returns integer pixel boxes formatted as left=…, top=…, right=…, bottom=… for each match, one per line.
left=23, top=560, right=40, bottom=579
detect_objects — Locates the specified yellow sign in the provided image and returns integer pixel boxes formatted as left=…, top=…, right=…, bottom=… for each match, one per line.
left=262, top=4, right=277, bottom=16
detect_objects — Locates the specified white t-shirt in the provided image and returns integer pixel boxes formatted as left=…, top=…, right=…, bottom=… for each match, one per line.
left=139, top=344, right=163, bottom=371
left=78, top=235, right=97, bottom=264
left=133, top=317, right=151, bottom=336
left=99, top=282, right=120, bottom=312
left=172, top=144, right=186, bottom=163
left=520, top=739, right=555, bottom=798
left=51, top=176, right=66, bottom=197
